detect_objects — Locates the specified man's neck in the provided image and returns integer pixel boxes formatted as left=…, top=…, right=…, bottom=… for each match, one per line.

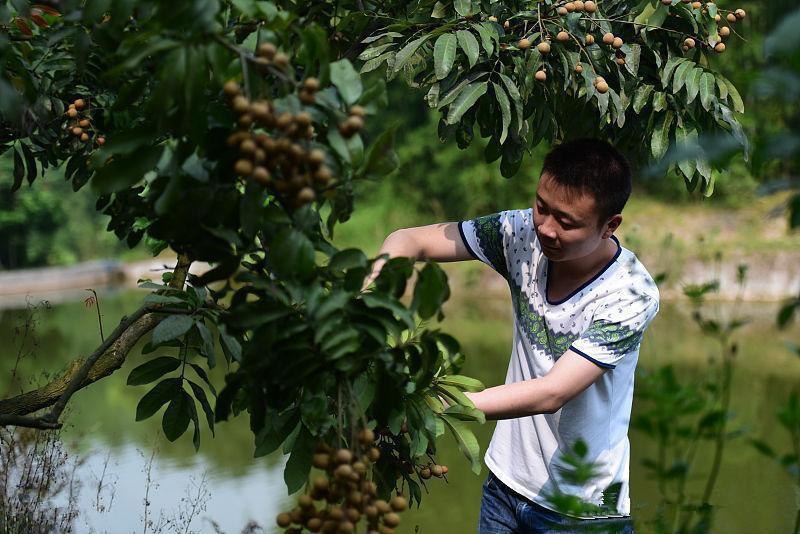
left=551, top=237, right=618, bottom=281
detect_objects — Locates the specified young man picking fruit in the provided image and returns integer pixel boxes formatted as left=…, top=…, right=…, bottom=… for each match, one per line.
left=364, top=139, right=659, bottom=532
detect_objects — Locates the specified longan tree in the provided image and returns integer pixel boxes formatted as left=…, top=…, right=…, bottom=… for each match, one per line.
left=0, top=1, right=748, bottom=532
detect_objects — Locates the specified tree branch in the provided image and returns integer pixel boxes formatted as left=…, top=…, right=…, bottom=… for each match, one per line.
left=0, top=254, right=193, bottom=428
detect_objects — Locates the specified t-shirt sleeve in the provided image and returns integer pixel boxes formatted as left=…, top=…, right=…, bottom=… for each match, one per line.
left=569, top=291, right=659, bottom=369
left=458, top=210, right=522, bottom=280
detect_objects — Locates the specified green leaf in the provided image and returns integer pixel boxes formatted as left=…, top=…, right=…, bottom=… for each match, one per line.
left=437, top=72, right=488, bottom=109
left=699, top=72, right=716, bottom=111
left=91, top=145, right=164, bottom=194
left=660, top=57, right=686, bottom=88
left=11, top=148, right=23, bottom=192
left=456, top=30, right=480, bottom=68
left=446, top=82, right=488, bottom=125
left=20, top=143, right=36, bottom=185
left=672, top=61, right=694, bottom=94
left=162, top=389, right=193, bottom=441
left=219, top=331, right=242, bottom=362
left=127, top=356, right=182, bottom=386
left=685, top=67, right=703, bottom=104
left=188, top=362, right=217, bottom=396
left=330, top=59, right=362, bottom=105
left=440, top=414, right=481, bottom=474
left=152, top=315, right=194, bottom=345
left=329, top=249, right=368, bottom=273
left=188, top=380, right=215, bottom=436
left=632, top=85, right=654, bottom=114
left=284, top=424, right=315, bottom=494
left=362, top=124, right=398, bottom=178
left=360, top=51, right=394, bottom=74
left=472, top=22, right=496, bottom=56
left=434, top=33, right=458, bottom=80
left=675, top=126, right=698, bottom=179
left=270, top=228, right=315, bottom=281
left=196, top=321, right=216, bottom=368
left=721, top=76, right=744, bottom=113
left=651, top=111, right=674, bottom=159
left=437, top=374, right=485, bottom=392
left=444, top=404, right=486, bottom=424
left=136, top=378, right=181, bottom=421
left=492, top=82, right=511, bottom=145
left=498, top=73, right=523, bottom=132
left=412, top=263, right=450, bottom=319
left=435, top=384, right=475, bottom=408
left=393, top=35, right=430, bottom=75
left=454, top=0, right=472, bottom=16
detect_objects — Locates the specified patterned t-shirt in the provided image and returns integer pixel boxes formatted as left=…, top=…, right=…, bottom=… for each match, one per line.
left=458, top=208, right=659, bottom=517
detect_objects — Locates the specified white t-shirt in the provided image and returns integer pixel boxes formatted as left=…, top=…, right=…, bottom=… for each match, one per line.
left=458, top=208, right=659, bottom=517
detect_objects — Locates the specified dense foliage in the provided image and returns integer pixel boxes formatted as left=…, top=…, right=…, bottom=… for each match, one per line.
left=0, top=0, right=760, bottom=528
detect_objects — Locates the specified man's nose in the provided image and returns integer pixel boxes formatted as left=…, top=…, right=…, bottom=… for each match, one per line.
left=537, top=217, right=558, bottom=240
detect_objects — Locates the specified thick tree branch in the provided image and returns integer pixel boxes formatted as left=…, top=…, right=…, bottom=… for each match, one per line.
left=0, top=254, right=193, bottom=428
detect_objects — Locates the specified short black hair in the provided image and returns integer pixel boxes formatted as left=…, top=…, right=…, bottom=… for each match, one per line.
left=540, top=138, right=632, bottom=222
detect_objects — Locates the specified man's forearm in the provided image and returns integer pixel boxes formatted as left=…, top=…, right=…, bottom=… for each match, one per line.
left=464, top=378, right=561, bottom=421
left=361, top=230, right=420, bottom=290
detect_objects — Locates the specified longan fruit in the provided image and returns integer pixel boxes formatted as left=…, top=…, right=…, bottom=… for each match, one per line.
left=295, top=111, right=312, bottom=127
left=735, top=8, right=745, bottom=19
left=574, top=64, right=583, bottom=73
left=359, top=428, right=375, bottom=444
left=574, top=1, right=585, bottom=11
left=517, top=38, right=531, bottom=50
left=726, top=13, right=736, bottom=23
left=234, top=159, right=253, bottom=176
left=441, top=465, right=449, bottom=474
left=223, top=80, right=240, bottom=96
left=612, top=37, right=624, bottom=49
left=565, top=2, right=576, bottom=12
left=419, top=467, right=432, bottom=479
left=691, top=1, right=701, bottom=8
left=96, top=136, right=106, bottom=146
left=67, top=108, right=78, bottom=118
left=602, top=32, right=615, bottom=45
left=537, top=41, right=551, bottom=54
left=556, top=31, right=570, bottom=42
left=684, top=37, right=695, bottom=48
left=383, top=513, right=401, bottom=527
left=375, top=500, right=391, bottom=514
left=661, top=0, right=672, bottom=4
left=273, top=52, right=290, bottom=69
left=252, top=166, right=270, bottom=184
left=719, top=26, right=731, bottom=37
left=79, top=118, right=90, bottom=127
left=715, top=13, right=721, bottom=21
left=80, top=132, right=89, bottom=142
left=297, top=187, right=316, bottom=203
left=431, top=465, right=443, bottom=477
left=596, top=81, right=609, bottom=93
left=584, top=1, right=597, bottom=12
left=303, top=77, right=320, bottom=92
left=276, top=512, right=292, bottom=527
left=239, top=139, right=257, bottom=154
left=73, top=99, right=85, bottom=109
left=714, top=42, right=726, bottom=53
left=71, top=126, right=83, bottom=136
left=238, top=114, right=253, bottom=127
left=232, top=95, right=249, bottom=113
left=488, top=15, right=498, bottom=22
left=349, top=105, right=366, bottom=117
left=312, top=453, right=330, bottom=469
left=390, top=496, right=408, bottom=511
left=557, top=6, right=568, bottom=15
left=367, top=447, right=380, bottom=462
left=257, top=42, right=277, bottom=59
left=503, top=20, right=510, bottom=29
left=535, top=70, right=547, bottom=82
left=585, top=34, right=595, bottom=45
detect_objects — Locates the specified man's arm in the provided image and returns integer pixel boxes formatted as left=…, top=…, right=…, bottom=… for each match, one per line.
left=361, top=222, right=474, bottom=291
left=464, top=350, right=607, bottom=420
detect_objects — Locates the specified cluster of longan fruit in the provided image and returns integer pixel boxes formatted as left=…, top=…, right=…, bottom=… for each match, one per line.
left=223, top=78, right=335, bottom=208
left=659, top=0, right=746, bottom=53
left=275, top=428, right=407, bottom=534
left=64, top=98, right=105, bottom=146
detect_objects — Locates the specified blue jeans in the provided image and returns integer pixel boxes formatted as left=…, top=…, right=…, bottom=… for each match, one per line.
left=478, top=471, right=635, bottom=533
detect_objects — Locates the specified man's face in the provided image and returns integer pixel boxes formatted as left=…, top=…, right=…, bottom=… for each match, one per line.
left=533, top=173, right=618, bottom=261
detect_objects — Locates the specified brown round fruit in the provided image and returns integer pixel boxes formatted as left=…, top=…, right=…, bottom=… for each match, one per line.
left=537, top=41, right=551, bottom=54
left=252, top=166, right=270, bottom=184
left=312, top=453, right=330, bottom=469
left=557, top=6, right=568, bottom=15
left=565, top=2, right=575, bottom=12
left=715, top=42, right=726, bottom=53
left=273, top=52, right=290, bottom=70
left=431, top=465, right=443, bottom=477
left=223, top=80, right=240, bottom=96
left=726, top=13, right=736, bottom=23
left=420, top=467, right=432, bottom=479
left=79, top=118, right=90, bottom=127
left=359, top=428, right=375, bottom=444
left=383, top=513, right=401, bottom=528
left=96, top=136, right=106, bottom=146
left=80, top=132, right=89, bottom=142
left=276, top=512, right=292, bottom=528
left=488, top=15, right=498, bottom=22
left=239, top=139, right=257, bottom=154
left=518, top=38, right=531, bottom=50
left=574, top=64, right=583, bottom=73
left=390, top=496, right=407, bottom=512
left=661, top=0, right=672, bottom=4
left=684, top=37, right=695, bottom=48
left=574, top=0, right=585, bottom=11
left=585, top=34, right=595, bottom=45
left=719, top=26, right=731, bottom=37
left=616, top=57, right=626, bottom=65
left=584, top=1, right=597, bottom=12
left=74, top=99, right=85, bottom=109
left=735, top=8, right=745, bottom=19
left=691, top=1, right=701, bottom=8
left=303, top=77, right=320, bottom=92
left=349, top=105, right=366, bottom=117
left=612, top=37, right=623, bottom=49
left=535, top=70, right=547, bottom=82
left=375, top=500, right=391, bottom=514
left=596, top=81, right=609, bottom=93
left=232, top=95, right=249, bottom=113
left=602, top=32, right=615, bottom=45
left=334, top=449, right=353, bottom=464
left=257, top=42, right=277, bottom=60
left=234, top=159, right=253, bottom=176
left=71, top=126, right=83, bottom=136
left=503, top=20, right=510, bottom=29
left=556, top=31, right=570, bottom=42
left=298, top=187, right=316, bottom=203
left=67, top=108, right=78, bottom=118
left=715, top=13, right=721, bottom=21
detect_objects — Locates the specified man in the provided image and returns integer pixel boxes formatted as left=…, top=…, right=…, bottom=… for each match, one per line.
left=364, top=139, right=659, bottom=532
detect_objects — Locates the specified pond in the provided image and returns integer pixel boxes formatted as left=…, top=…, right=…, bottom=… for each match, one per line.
left=1, top=277, right=798, bottom=533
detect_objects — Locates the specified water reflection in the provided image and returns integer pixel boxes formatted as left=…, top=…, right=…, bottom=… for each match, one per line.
left=1, top=288, right=798, bottom=533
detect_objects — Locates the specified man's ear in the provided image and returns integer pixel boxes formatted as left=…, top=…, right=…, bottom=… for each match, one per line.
left=602, top=214, right=622, bottom=239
